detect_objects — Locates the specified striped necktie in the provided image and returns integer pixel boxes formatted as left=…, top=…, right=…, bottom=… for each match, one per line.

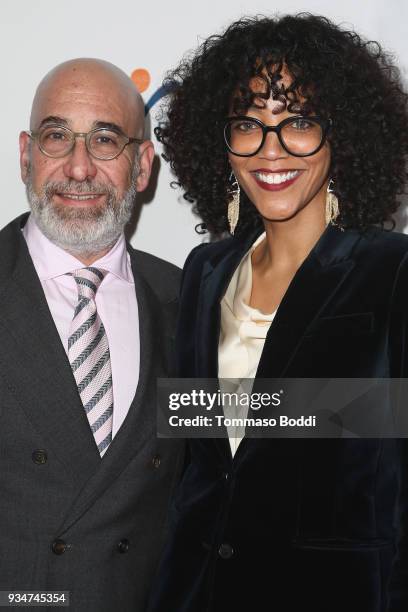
left=68, top=267, right=113, bottom=456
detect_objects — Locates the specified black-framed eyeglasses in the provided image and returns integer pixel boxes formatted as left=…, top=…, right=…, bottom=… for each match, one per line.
left=26, top=125, right=144, bottom=160
left=223, top=115, right=332, bottom=157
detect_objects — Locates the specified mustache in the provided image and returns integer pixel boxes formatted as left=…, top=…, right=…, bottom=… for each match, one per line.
left=43, top=180, right=116, bottom=198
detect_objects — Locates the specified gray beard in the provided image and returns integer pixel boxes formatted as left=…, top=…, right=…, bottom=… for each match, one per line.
left=25, top=161, right=139, bottom=258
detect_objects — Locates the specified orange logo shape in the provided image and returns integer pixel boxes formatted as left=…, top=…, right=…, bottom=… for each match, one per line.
left=131, top=68, right=151, bottom=93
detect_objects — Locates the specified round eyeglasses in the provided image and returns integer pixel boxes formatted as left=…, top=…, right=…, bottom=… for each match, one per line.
left=27, top=125, right=144, bottom=160
left=223, top=115, right=332, bottom=158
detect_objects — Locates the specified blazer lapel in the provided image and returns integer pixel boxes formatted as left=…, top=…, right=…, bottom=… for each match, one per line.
left=196, top=236, right=257, bottom=377
left=0, top=220, right=100, bottom=484
left=195, top=232, right=262, bottom=461
left=256, top=226, right=360, bottom=378
left=58, top=253, right=164, bottom=533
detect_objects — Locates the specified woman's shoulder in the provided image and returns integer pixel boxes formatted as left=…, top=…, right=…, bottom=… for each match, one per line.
left=357, top=227, right=408, bottom=264
left=183, top=228, right=263, bottom=271
left=356, top=229, right=408, bottom=305
left=182, top=235, right=238, bottom=272
left=363, top=227, right=408, bottom=247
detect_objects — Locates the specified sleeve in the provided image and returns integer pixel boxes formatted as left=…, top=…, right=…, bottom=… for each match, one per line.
left=180, top=243, right=208, bottom=291
left=388, top=252, right=408, bottom=611
left=175, top=243, right=208, bottom=377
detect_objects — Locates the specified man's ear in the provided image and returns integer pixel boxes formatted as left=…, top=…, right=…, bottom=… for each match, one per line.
left=19, top=131, right=31, bottom=183
left=135, top=140, right=155, bottom=192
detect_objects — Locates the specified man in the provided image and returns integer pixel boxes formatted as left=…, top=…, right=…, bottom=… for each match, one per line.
left=0, top=59, right=183, bottom=612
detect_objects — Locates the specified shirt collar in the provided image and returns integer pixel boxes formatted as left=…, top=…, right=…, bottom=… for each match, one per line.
left=22, top=213, right=133, bottom=283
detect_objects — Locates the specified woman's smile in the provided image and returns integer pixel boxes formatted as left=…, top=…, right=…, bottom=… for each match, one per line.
left=251, top=168, right=302, bottom=191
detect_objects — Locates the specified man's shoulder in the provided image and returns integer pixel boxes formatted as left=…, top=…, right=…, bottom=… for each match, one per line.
left=0, top=213, right=27, bottom=242
left=128, top=246, right=181, bottom=304
left=0, top=214, right=29, bottom=271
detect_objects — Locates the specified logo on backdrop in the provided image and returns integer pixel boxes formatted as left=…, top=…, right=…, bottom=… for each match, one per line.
left=131, top=68, right=171, bottom=115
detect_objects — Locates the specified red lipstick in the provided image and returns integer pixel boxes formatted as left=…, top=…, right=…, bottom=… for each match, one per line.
left=251, top=169, right=302, bottom=192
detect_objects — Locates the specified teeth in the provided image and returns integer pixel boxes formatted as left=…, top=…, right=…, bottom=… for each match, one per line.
left=255, top=170, right=299, bottom=185
left=61, top=194, right=100, bottom=200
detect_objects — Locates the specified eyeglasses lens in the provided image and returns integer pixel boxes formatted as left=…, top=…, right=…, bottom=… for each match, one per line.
left=88, top=130, right=125, bottom=159
left=281, top=119, right=323, bottom=155
left=39, top=127, right=73, bottom=157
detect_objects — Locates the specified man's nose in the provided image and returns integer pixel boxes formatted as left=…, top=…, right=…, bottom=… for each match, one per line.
left=62, top=137, right=97, bottom=181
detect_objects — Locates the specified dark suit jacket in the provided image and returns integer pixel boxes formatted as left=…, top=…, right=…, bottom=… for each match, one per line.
left=149, top=224, right=408, bottom=612
left=0, top=214, right=184, bottom=612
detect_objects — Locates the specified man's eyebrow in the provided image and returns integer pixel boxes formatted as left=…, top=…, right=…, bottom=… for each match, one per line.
left=36, top=118, right=127, bottom=134
left=38, top=116, right=69, bottom=128
left=93, top=121, right=125, bottom=134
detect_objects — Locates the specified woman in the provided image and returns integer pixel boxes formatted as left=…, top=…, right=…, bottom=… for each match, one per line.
left=150, top=14, right=408, bottom=612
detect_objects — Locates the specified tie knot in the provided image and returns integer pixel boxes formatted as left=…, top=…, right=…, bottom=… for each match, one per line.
left=72, top=267, right=106, bottom=300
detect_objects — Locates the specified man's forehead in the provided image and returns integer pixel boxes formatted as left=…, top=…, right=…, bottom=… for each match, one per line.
left=32, top=93, right=135, bottom=134
left=30, top=60, right=144, bottom=133
left=34, top=76, right=129, bottom=111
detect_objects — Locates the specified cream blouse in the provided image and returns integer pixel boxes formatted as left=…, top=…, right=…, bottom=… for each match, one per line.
left=218, top=233, right=276, bottom=456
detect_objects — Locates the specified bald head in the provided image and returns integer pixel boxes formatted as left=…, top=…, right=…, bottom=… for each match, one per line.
left=30, top=58, right=144, bottom=136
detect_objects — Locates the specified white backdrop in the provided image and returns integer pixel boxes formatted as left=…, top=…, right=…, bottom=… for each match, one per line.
left=1, top=0, right=407, bottom=267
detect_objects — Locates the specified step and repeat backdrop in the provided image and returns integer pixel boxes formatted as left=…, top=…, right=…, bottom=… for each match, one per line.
left=1, top=0, right=407, bottom=266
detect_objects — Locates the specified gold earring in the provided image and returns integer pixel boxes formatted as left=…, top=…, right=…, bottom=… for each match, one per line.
left=325, top=179, right=339, bottom=225
left=228, top=172, right=240, bottom=235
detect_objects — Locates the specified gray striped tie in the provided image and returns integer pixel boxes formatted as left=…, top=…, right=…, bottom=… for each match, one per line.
left=68, top=267, right=113, bottom=456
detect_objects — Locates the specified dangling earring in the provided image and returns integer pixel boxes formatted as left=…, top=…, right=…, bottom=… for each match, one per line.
left=228, top=172, right=240, bottom=235
left=325, top=178, right=340, bottom=226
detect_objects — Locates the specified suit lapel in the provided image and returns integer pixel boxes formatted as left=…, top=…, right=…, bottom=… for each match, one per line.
left=58, top=251, right=164, bottom=533
left=0, top=219, right=101, bottom=483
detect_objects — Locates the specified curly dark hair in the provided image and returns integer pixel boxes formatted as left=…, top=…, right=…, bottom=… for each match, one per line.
left=155, top=13, right=408, bottom=236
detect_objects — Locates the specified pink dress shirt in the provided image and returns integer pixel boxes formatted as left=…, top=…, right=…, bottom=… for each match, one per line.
left=23, top=214, right=140, bottom=438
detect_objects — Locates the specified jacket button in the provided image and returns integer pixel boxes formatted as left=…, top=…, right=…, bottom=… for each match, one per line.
left=152, top=455, right=161, bottom=468
left=117, top=538, right=130, bottom=553
left=32, top=450, right=47, bottom=465
left=218, top=543, right=234, bottom=559
left=52, top=539, right=67, bottom=555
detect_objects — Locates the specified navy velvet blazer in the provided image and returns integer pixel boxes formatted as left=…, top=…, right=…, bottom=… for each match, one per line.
left=150, top=225, right=408, bottom=612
